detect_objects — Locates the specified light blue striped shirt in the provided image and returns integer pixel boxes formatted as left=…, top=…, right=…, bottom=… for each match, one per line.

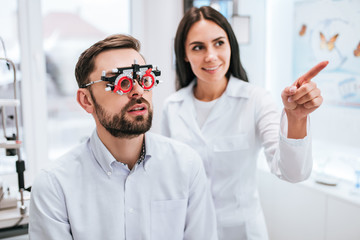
left=29, top=131, right=217, bottom=240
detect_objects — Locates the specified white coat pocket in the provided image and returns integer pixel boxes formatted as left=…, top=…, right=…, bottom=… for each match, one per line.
left=211, top=134, right=249, bottom=152
left=151, top=199, right=187, bottom=240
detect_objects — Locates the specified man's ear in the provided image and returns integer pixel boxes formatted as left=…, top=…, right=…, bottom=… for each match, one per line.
left=77, top=89, right=94, bottom=114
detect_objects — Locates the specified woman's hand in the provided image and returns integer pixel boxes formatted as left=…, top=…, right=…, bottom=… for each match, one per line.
left=281, top=61, right=328, bottom=138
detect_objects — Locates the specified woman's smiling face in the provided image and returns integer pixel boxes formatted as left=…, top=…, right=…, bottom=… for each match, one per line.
left=184, top=19, right=231, bottom=85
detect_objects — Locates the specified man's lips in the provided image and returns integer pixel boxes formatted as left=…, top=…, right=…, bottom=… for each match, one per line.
left=127, top=103, right=148, bottom=115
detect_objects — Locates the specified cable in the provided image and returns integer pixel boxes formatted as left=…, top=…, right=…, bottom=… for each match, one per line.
left=11, top=216, right=24, bottom=228
left=0, top=36, right=10, bottom=70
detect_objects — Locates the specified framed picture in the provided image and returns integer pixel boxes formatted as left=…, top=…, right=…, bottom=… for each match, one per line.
left=232, top=15, right=250, bottom=45
left=184, top=0, right=233, bottom=21
left=293, top=0, right=360, bottom=107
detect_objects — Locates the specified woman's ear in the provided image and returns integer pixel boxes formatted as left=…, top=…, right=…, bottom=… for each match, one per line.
left=184, top=55, right=189, bottom=62
left=77, top=88, right=94, bottom=114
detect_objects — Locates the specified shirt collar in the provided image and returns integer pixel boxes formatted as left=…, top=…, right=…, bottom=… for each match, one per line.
left=142, top=132, right=153, bottom=171
left=89, top=130, right=116, bottom=176
left=89, top=130, right=154, bottom=174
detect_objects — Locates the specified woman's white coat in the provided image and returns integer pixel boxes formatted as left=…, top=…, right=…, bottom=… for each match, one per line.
left=161, top=76, right=312, bottom=240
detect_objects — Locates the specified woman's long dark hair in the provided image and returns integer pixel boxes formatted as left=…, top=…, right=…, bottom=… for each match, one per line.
left=174, top=6, right=248, bottom=90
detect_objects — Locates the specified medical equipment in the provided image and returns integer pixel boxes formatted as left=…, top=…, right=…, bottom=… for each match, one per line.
left=80, top=60, right=161, bottom=95
left=0, top=56, right=28, bottom=215
left=0, top=183, right=18, bottom=210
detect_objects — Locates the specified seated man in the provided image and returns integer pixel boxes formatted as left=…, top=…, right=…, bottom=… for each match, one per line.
left=29, top=34, right=217, bottom=240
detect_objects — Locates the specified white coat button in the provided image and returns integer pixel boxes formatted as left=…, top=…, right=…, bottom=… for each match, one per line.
left=107, top=172, right=112, bottom=176
left=129, top=208, right=135, bottom=213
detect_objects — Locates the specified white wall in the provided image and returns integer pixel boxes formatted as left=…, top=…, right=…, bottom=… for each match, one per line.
left=238, top=0, right=266, bottom=88
left=265, top=0, right=294, bottom=103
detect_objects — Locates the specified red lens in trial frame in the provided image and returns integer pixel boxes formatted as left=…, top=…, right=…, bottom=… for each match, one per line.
left=113, top=68, right=155, bottom=94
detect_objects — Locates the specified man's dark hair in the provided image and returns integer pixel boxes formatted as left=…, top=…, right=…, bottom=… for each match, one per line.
left=75, top=34, right=141, bottom=87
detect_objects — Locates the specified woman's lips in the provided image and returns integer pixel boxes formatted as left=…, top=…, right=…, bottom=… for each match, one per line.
left=202, top=65, right=221, bottom=73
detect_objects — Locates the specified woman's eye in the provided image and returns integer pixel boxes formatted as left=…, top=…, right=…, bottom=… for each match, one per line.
left=192, top=45, right=203, bottom=51
left=215, top=41, right=224, bottom=47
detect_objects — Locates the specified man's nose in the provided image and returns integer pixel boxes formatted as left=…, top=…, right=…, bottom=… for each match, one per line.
left=129, top=79, right=144, bottom=98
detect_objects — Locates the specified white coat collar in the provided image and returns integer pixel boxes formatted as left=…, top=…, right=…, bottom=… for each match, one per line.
left=168, top=75, right=251, bottom=102
left=168, top=76, right=252, bottom=135
left=224, top=75, right=251, bottom=98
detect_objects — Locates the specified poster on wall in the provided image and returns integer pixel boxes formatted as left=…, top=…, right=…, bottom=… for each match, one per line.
left=191, top=0, right=233, bottom=20
left=293, top=0, right=360, bottom=108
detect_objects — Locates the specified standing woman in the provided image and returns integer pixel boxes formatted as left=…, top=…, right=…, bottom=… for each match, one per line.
left=161, top=6, right=328, bottom=240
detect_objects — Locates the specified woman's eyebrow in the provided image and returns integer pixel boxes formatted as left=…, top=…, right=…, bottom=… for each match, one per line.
left=212, top=36, right=226, bottom=42
left=188, top=36, right=226, bottom=46
left=189, top=41, right=204, bottom=46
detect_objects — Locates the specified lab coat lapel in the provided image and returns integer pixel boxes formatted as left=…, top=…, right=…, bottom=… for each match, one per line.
left=178, top=83, right=204, bottom=140
left=202, top=92, right=229, bottom=127
left=179, top=93, right=205, bottom=138
left=202, top=76, right=250, bottom=129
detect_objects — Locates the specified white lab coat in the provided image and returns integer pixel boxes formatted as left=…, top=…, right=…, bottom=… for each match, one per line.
left=161, top=76, right=312, bottom=240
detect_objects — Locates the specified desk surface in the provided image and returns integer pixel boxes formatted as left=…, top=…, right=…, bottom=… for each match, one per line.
left=0, top=224, right=28, bottom=239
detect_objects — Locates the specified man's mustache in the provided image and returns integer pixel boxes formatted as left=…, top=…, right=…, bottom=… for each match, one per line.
left=123, top=97, right=151, bottom=111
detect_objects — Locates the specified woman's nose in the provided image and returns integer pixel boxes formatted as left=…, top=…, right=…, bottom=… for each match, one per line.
left=205, top=47, right=217, bottom=62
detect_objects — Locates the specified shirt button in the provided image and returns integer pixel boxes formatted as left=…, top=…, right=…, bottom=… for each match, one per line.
left=129, top=208, right=135, bottom=213
left=107, top=172, right=112, bottom=176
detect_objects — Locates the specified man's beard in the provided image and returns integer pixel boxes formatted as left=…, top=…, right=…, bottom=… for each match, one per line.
left=90, top=91, right=153, bottom=138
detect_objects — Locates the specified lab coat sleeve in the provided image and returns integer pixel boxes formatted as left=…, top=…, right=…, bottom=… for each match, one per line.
left=256, top=90, right=312, bottom=183
left=184, top=152, right=218, bottom=240
left=29, top=170, right=73, bottom=240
